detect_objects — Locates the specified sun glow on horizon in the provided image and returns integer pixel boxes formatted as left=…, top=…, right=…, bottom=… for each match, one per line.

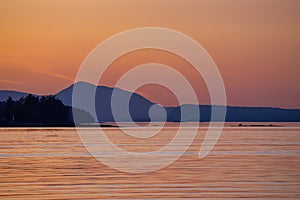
left=0, top=0, right=299, bottom=108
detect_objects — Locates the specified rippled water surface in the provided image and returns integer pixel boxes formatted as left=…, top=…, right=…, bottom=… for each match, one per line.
left=0, top=126, right=300, bottom=199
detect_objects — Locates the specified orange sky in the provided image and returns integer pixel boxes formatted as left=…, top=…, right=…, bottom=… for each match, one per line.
left=0, top=0, right=299, bottom=108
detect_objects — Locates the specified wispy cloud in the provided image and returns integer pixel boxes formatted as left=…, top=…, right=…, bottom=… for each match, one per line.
left=33, top=70, right=74, bottom=82
left=0, top=79, right=22, bottom=85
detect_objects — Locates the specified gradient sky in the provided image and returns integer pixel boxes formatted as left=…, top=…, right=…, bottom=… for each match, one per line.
left=0, top=0, right=299, bottom=108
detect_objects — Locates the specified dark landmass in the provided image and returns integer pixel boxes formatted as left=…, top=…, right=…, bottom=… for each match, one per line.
left=56, top=81, right=156, bottom=122
left=0, top=95, right=70, bottom=125
left=0, top=81, right=300, bottom=127
left=0, top=122, right=118, bottom=127
left=166, top=105, right=300, bottom=122
left=55, top=82, right=300, bottom=122
left=0, top=94, right=115, bottom=127
left=231, top=123, right=284, bottom=127
left=0, top=122, right=75, bottom=127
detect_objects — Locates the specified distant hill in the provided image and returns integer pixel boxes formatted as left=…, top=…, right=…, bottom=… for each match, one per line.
left=55, top=82, right=300, bottom=122
left=166, top=105, right=300, bottom=122
left=56, top=81, right=160, bottom=122
left=0, top=90, right=29, bottom=102
left=1, top=81, right=300, bottom=122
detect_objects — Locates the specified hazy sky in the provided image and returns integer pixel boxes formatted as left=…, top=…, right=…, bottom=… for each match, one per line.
left=0, top=0, right=299, bottom=108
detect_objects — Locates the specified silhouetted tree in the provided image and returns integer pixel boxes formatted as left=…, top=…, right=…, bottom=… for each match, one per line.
left=0, top=94, right=94, bottom=125
left=2, top=95, right=69, bottom=123
left=3, top=96, right=15, bottom=121
left=38, top=95, right=69, bottom=123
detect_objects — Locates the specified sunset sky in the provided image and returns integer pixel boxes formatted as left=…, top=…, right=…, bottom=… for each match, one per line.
left=0, top=0, right=299, bottom=108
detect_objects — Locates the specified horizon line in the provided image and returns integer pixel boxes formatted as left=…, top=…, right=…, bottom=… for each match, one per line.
left=0, top=81, right=300, bottom=110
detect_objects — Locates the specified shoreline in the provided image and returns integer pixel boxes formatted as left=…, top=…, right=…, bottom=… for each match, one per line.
left=1, top=121, right=300, bottom=128
left=0, top=122, right=118, bottom=128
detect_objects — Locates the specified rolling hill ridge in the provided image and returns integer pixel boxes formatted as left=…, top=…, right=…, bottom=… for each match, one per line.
left=1, top=81, right=300, bottom=122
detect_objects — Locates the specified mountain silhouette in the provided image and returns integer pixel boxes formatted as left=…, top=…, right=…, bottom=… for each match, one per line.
left=1, top=81, right=300, bottom=122
left=56, top=81, right=164, bottom=122
left=166, top=104, right=300, bottom=122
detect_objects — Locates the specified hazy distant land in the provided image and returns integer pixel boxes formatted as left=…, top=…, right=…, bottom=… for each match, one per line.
left=0, top=82, right=299, bottom=127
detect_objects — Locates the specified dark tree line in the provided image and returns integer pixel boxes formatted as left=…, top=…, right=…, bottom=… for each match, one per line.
left=0, top=94, right=70, bottom=123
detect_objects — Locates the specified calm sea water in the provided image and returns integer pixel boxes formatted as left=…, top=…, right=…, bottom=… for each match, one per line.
left=0, top=124, right=300, bottom=199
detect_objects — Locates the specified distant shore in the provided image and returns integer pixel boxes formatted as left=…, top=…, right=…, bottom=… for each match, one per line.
left=2, top=121, right=299, bottom=128
left=0, top=122, right=118, bottom=128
